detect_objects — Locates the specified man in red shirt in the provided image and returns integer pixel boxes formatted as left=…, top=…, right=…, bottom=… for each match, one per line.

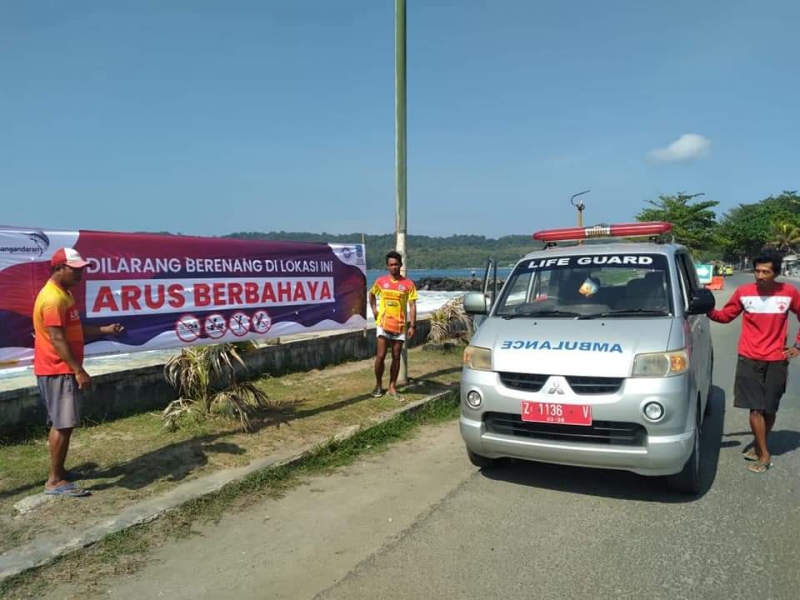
left=708, top=253, right=800, bottom=473
left=369, top=251, right=418, bottom=399
left=33, top=247, right=124, bottom=497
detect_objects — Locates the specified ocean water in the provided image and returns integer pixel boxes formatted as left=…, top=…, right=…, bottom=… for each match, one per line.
left=367, top=267, right=513, bottom=314
left=367, top=267, right=513, bottom=281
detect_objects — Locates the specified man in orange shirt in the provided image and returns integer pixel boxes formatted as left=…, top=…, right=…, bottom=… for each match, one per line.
left=369, top=251, right=417, bottom=399
left=33, top=247, right=124, bottom=497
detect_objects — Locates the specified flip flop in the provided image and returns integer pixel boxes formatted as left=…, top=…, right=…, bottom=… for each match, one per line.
left=44, top=482, right=91, bottom=497
left=743, top=449, right=759, bottom=462
left=388, top=391, right=405, bottom=402
left=747, top=461, right=772, bottom=474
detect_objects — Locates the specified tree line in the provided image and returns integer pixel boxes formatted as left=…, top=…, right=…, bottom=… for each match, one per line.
left=224, top=231, right=536, bottom=270
left=223, top=190, right=799, bottom=269
left=635, top=190, right=800, bottom=263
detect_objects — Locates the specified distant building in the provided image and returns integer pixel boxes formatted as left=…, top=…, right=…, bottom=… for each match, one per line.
left=784, top=254, right=798, bottom=276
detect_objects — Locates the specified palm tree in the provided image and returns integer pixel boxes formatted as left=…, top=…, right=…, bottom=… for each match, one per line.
left=162, top=342, right=272, bottom=432
left=770, top=222, right=800, bottom=253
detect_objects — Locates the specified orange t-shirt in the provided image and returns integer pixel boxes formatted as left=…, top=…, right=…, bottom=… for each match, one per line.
left=370, top=275, right=418, bottom=332
left=33, top=280, right=84, bottom=375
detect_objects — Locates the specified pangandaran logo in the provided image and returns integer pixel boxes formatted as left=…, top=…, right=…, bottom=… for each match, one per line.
left=0, top=231, right=51, bottom=257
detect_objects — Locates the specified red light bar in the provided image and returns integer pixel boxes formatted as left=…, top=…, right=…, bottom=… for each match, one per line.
left=533, top=221, right=672, bottom=243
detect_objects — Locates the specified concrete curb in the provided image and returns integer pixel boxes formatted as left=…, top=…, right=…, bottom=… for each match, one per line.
left=0, top=387, right=459, bottom=584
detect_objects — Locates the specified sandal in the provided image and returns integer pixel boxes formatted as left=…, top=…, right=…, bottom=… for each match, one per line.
left=747, top=461, right=772, bottom=474
left=743, top=449, right=759, bottom=462
left=44, top=482, right=91, bottom=497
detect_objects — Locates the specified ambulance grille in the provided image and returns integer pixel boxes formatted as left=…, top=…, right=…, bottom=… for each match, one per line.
left=498, top=372, right=548, bottom=393
left=499, top=373, right=623, bottom=395
left=565, top=376, right=624, bottom=395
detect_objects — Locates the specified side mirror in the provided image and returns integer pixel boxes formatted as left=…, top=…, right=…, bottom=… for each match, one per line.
left=464, top=291, right=489, bottom=315
left=687, top=288, right=715, bottom=316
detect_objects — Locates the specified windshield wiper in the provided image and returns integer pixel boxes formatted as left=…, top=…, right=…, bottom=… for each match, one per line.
left=501, top=309, right=581, bottom=320
left=578, top=308, right=670, bottom=320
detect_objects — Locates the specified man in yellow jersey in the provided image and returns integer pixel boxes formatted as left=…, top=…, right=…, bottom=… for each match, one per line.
left=33, top=247, right=124, bottom=497
left=369, top=251, right=418, bottom=399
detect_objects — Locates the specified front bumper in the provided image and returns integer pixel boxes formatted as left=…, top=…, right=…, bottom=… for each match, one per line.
left=460, top=370, right=696, bottom=477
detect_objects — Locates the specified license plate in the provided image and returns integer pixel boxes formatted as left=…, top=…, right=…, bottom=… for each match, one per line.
left=521, top=401, right=592, bottom=426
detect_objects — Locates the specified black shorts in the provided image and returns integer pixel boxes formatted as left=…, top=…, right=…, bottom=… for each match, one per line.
left=733, top=356, right=788, bottom=414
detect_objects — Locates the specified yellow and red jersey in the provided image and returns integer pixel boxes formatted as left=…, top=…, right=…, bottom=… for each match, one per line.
left=32, top=280, right=84, bottom=375
left=370, top=275, right=418, bottom=332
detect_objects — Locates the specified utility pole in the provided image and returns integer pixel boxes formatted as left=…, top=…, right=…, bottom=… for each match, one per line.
left=395, top=0, right=409, bottom=385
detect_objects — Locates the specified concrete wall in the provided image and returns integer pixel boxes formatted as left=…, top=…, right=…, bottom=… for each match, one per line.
left=0, top=321, right=432, bottom=436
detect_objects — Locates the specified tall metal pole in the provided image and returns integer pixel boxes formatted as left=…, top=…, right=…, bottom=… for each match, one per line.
left=395, top=0, right=409, bottom=385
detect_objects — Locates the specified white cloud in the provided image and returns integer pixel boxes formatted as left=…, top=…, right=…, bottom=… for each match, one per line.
left=648, top=134, right=712, bottom=163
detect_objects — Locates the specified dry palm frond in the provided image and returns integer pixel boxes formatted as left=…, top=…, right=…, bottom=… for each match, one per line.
left=162, top=341, right=269, bottom=432
left=165, top=347, right=210, bottom=401
left=427, top=296, right=474, bottom=343
left=210, top=382, right=273, bottom=432
left=428, top=310, right=450, bottom=343
left=161, top=398, right=196, bottom=432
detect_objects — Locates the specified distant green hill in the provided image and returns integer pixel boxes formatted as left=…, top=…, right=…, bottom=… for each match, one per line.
left=224, top=231, right=538, bottom=270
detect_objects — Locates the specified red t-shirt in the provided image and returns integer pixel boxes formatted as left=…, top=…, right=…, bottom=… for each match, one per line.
left=708, top=281, right=800, bottom=361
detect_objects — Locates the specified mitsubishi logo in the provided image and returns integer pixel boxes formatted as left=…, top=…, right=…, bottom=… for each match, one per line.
left=547, top=381, right=565, bottom=395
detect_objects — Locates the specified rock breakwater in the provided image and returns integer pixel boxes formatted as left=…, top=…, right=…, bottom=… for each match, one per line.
left=417, top=277, right=507, bottom=291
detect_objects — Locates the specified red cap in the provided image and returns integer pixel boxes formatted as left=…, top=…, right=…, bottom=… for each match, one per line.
left=50, top=247, right=89, bottom=269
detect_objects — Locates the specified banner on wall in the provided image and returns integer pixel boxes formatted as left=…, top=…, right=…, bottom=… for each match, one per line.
left=0, top=226, right=367, bottom=370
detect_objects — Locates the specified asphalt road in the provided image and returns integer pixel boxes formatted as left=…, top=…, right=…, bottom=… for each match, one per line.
left=318, top=274, right=800, bottom=600
left=52, top=273, right=800, bottom=600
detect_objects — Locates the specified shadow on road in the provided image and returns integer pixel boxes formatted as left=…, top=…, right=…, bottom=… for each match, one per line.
left=479, top=385, right=727, bottom=503
left=724, top=429, right=800, bottom=458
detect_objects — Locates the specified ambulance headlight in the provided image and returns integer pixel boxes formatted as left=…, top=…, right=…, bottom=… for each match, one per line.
left=632, top=349, right=689, bottom=377
left=463, top=346, right=492, bottom=371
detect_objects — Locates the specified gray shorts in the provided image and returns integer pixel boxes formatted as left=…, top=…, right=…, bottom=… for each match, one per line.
left=37, top=374, right=81, bottom=429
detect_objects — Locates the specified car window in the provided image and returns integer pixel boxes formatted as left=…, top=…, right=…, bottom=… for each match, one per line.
left=493, top=253, right=672, bottom=318
left=680, top=253, right=700, bottom=290
left=503, top=269, right=534, bottom=308
left=674, top=253, right=695, bottom=308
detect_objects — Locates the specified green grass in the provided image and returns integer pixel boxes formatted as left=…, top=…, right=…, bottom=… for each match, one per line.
left=170, top=389, right=460, bottom=525
left=0, top=391, right=460, bottom=598
left=0, top=346, right=462, bottom=508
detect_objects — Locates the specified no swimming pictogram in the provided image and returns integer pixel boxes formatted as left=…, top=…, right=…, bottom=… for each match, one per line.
left=175, top=314, right=201, bottom=343
left=204, top=313, right=228, bottom=339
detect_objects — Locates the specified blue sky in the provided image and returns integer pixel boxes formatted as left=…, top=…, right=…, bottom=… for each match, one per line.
left=1, top=0, right=798, bottom=238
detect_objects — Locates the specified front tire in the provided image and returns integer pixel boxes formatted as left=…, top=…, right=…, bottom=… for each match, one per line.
left=467, top=448, right=497, bottom=469
left=668, top=403, right=702, bottom=495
